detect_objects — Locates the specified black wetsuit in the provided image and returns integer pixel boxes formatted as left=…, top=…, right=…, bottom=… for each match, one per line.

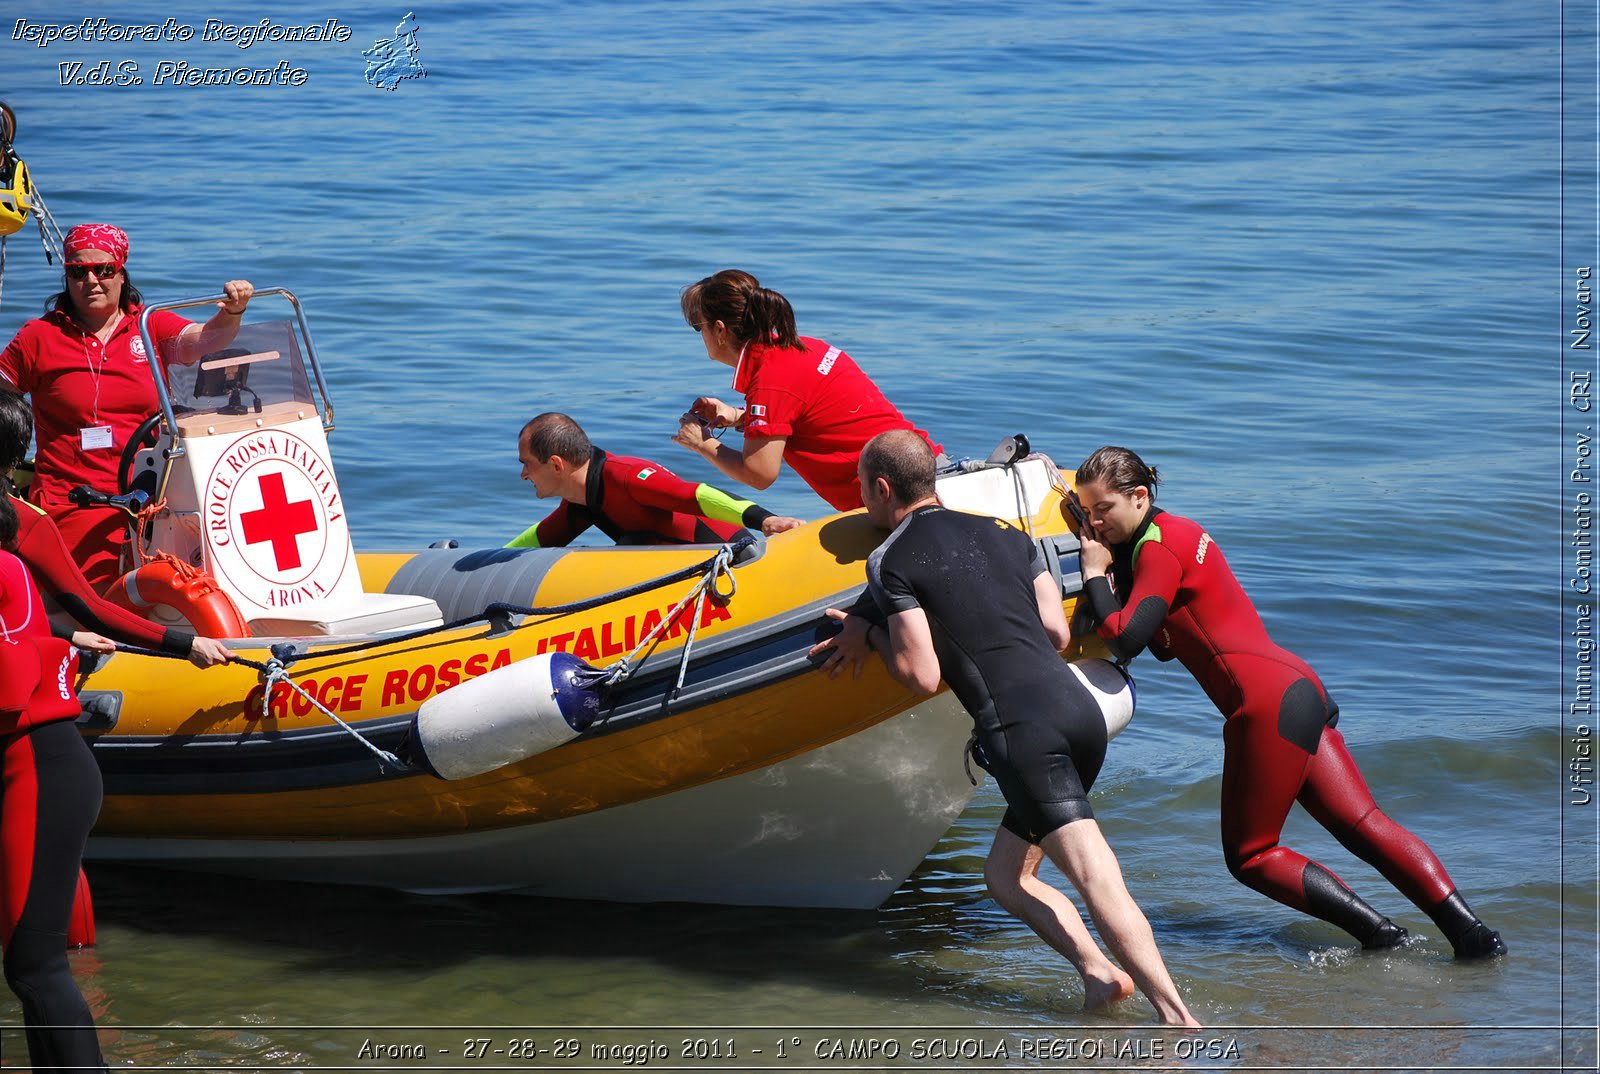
left=866, top=504, right=1104, bottom=843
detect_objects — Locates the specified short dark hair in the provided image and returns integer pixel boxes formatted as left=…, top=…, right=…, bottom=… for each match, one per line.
left=1076, top=446, right=1159, bottom=500
left=860, top=430, right=936, bottom=505
left=519, top=412, right=592, bottom=464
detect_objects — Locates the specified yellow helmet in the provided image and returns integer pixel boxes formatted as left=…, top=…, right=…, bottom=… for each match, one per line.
left=0, top=156, right=33, bottom=238
left=0, top=101, right=28, bottom=237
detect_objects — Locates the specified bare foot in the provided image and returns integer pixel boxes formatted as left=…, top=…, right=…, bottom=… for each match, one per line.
left=1082, top=968, right=1136, bottom=1010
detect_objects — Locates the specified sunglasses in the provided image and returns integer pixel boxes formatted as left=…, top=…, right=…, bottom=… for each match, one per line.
left=65, top=262, right=122, bottom=281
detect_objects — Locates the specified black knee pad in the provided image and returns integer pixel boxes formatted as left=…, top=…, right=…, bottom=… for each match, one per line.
left=1278, top=677, right=1332, bottom=754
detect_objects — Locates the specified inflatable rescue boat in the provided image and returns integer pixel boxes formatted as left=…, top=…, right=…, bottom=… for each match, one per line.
left=68, top=290, right=1116, bottom=909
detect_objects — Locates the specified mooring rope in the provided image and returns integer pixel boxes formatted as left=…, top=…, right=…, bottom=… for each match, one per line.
left=105, top=539, right=750, bottom=770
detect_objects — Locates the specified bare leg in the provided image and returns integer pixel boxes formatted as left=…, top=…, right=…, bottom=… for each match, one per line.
left=985, top=827, right=1135, bottom=1010
left=1039, top=819, right=1201, bottom=1028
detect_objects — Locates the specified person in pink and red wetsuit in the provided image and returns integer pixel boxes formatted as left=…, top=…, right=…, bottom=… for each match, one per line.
left=1074, top=445, right=1505, bottom=959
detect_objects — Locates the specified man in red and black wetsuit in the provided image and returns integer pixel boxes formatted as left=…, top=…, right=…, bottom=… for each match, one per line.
left=505, top=413, right=803, bottom=549
left=1075, top=445, right=1505, bottom=959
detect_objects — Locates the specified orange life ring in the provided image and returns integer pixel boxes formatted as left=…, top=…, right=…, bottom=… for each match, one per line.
left=105, top=554, right=251, bottom=638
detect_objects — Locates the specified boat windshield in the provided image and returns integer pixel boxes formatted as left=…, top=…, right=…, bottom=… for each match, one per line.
left=158, top=315, right=320, bottom=424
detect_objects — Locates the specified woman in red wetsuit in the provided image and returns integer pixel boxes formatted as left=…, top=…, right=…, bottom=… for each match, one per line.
left=0, top=223, right=254, bottom=593
left=671, top=269, right=942, bottom=512
left=0, top=493, right=107, bottom=1072
left=1074, top=446, right=1505, bottom=958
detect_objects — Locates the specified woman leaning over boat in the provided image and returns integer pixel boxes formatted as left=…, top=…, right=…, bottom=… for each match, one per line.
left=1073, top=445, right=1506, bottom=958
left=0, top=478, right=108, bottom=1073
left=672, top=269, right=942, bottom=511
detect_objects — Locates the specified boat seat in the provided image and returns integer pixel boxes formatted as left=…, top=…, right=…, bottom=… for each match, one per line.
left=248, top=591, right=444, bottom=639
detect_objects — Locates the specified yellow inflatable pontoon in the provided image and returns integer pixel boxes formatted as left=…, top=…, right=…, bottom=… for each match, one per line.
left=74, top=291, right=1104, bottom=909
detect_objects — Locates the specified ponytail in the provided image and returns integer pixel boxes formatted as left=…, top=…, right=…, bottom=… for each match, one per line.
left=741, top=285, right=799, bottom=349
left=0, top=392, right=31, bottom=548
left=682, top=270, right=801, bottom=349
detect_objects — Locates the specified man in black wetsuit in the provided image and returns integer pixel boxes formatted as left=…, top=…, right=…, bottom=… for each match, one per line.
left=807, top=430, right=1199, bottom=1026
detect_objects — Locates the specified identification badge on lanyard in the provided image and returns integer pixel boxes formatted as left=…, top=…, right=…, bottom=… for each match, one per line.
left=80, top=425, right=114, bottom=451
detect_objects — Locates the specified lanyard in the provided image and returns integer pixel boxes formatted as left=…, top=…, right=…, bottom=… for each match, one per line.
left=77, top=308, right=122, bottom=427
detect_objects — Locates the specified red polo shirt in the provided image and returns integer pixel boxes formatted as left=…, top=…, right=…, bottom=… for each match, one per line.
left=0, top=305, right=191, bottom=505
left=733, top=336, right=940, bottom=511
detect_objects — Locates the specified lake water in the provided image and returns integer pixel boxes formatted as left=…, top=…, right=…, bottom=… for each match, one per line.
left=0, top=2, right=1591, bottom=1071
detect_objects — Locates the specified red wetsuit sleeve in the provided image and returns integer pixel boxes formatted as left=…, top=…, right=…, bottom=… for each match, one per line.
left=613, top=464, right=704, bottom=515
left=1089, top=540, right=1183, bottom=660
left=11, top=503, right=192, bottom=655
left=536, top=501, right=590, bottom=547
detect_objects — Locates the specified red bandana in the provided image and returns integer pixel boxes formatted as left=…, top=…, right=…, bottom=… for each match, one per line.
left=63, top=223, right=129, bottom=262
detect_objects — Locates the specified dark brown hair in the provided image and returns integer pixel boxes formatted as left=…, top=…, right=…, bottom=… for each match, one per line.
left=860, top=430, right=937, bottom=505
left=519, top=412, right=592, bottom=465
left=680, top=269, right=800, bottom=349
left=0, top=393, right=29, bottom=547
left=1076, top=445, right=1160, bottom=500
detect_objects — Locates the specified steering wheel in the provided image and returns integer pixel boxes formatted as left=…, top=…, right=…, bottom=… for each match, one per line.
left=118, top=412, right=165, bottom=497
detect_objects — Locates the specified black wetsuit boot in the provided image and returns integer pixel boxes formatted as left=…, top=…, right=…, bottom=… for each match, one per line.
left=1427, top=891, right=1507, bottom=959
left=1302, top=862, right=1409, bottom=949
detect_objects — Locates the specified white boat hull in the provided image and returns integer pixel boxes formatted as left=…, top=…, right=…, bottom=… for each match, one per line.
left=88, top=693, right=980, bottom=909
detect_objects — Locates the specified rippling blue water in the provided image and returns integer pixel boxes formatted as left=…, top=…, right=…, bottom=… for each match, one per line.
left=0, top=1, right=1583, bottom=1070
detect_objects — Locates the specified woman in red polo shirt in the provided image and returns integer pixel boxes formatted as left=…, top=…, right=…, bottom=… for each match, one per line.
left=0, top=223, right=255, bottom=593
left=672, top=269, right=941, bottom=512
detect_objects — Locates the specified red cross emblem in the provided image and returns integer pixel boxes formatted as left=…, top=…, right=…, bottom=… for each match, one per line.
left=240, top=472, right=319, bottom=571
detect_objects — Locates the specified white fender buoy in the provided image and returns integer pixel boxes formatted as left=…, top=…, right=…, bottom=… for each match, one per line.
left=411, top=652, right=603, bottom=780
left=1067, top=657, right=1136, bottom=740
